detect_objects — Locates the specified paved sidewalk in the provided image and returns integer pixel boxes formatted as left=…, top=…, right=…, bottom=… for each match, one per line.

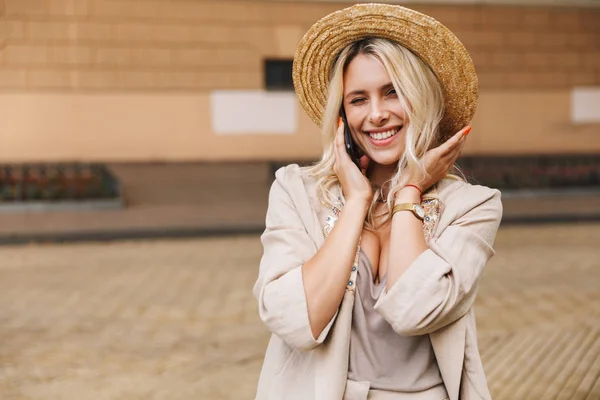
left=0, top=223, right=599, bottom=399
left=1, top=163, right=600, bottom=244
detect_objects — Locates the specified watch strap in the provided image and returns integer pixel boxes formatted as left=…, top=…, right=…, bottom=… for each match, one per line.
left=392, top=203, right=424, bottom=220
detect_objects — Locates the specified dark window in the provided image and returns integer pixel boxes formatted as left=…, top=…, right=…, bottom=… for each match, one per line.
left=264, top=59, right=294, bottom=91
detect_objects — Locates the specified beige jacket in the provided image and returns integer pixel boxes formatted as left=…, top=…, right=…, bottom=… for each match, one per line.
left=253, top=164, right=502, bottom=400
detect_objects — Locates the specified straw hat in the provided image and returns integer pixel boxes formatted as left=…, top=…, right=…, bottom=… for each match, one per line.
left=292, top=3, right=478, bottom=139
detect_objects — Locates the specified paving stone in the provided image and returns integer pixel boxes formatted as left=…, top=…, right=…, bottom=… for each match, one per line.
left=0, top=224, right=598, bottom=399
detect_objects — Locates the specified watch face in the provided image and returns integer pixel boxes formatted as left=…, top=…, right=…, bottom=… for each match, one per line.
left=415, top=205, right=425, bottom=219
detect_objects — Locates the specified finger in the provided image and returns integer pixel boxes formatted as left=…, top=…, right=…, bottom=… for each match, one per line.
left=334, top=119, right=345, bottom=154
left=442, top=144, right=464, bottom=166
left=440, top=130, right=470, bottom=161
left=446, top=138, right=467, bottom=167
left=333, top=145, right=340, bottom=174
left=333, top=121, right=346, bottom=171
left=448, top=126, right=470, bottom=150
left=456, top=136, right=468, bottom=160
left=335, top=118, right=355, bottom=165
left=359, top=155, right=370, bottom=175
left=445, top=132, right=467, bottom=155
left=439, top=126, right=471, bottom=156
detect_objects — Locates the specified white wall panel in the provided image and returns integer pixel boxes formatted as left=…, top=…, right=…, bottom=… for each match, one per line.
left=210, top=90, right=297, bottom=135
left=572, top=87, right=600, bottom=124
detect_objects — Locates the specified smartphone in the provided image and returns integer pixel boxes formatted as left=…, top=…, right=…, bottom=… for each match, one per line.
left=340, top=107, right=361, bottom=168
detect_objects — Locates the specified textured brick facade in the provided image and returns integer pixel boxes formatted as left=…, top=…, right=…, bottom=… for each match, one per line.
left=0, top=1, right=6, bottom=50
left=0, top=0, right=598, bottom=91
left=0, top=0, right=599, bottom=162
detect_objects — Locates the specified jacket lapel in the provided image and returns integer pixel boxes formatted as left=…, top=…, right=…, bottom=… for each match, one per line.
left=426, top=183, right=464, bottom=400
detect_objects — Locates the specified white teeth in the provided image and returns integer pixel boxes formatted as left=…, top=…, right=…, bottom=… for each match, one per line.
left=368, top=128, right=399, bottom=140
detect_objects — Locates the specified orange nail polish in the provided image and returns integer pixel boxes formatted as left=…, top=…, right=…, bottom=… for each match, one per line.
left=463, top=126, right=472, bottom=136
left=338, top=117, right=343, bottom=128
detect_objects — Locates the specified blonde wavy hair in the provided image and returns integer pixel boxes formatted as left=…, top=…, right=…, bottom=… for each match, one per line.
left=306, top=37, right=460, bottom=230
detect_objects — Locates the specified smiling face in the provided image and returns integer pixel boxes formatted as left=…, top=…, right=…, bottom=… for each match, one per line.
left=342, top=53, right=408, bottom=167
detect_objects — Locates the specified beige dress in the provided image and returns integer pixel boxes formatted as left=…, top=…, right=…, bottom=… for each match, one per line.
left=345, top=249, right=449, bottom=400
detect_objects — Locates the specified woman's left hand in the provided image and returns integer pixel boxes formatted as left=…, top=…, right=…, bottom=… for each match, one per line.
left=403, top=126, right=471, bottom=192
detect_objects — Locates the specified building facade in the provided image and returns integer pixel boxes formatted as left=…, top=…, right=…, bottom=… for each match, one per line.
left=0, top=0, right=599, bottom=162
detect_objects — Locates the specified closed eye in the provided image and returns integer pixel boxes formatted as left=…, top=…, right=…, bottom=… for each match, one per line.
left=350, top=98, right=366, bottom=105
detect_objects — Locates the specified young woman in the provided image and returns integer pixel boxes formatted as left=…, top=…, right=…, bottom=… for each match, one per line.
left=253, top=4, right=502, bottom=400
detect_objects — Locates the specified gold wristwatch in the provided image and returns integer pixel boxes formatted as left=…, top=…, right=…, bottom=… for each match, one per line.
left=392, top=203, right=425, bottom=221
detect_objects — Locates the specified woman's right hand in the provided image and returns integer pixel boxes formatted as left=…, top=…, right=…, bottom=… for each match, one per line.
left=333, top=119, right=373, bottom=205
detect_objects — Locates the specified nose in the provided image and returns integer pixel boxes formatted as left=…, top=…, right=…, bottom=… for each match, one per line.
left=368, top=101, right=389, bottom=126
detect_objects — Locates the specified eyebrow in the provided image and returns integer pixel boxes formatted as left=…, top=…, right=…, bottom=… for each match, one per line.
left=344, top=82, right=395, bottom=99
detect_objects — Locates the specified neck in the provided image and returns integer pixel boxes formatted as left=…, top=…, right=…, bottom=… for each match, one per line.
left=367, top=162, right=397, bottom=188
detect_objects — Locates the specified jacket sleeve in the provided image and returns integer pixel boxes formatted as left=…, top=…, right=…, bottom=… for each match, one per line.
left=253, top=177, right=337, bottom=351
left=374, top=187, right=502, bottom=336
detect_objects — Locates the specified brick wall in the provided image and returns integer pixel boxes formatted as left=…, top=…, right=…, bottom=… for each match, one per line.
left=0, top=0, right=598, bottom=91
left=0, top=0, right=6, bottom=50
left=0, top=0, right=599, bottom=162
left=447, top=5, right=600, bottom=89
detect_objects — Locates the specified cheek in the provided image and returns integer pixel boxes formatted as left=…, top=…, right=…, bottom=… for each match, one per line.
left=390, top=100, right=408, bottom=119
left=347, top=109, right=366, bottom=133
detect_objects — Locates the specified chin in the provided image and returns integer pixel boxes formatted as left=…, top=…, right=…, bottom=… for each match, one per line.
left=366, top=149, right=402, bottom=166
left=371, top=158, right=399, bottom=167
